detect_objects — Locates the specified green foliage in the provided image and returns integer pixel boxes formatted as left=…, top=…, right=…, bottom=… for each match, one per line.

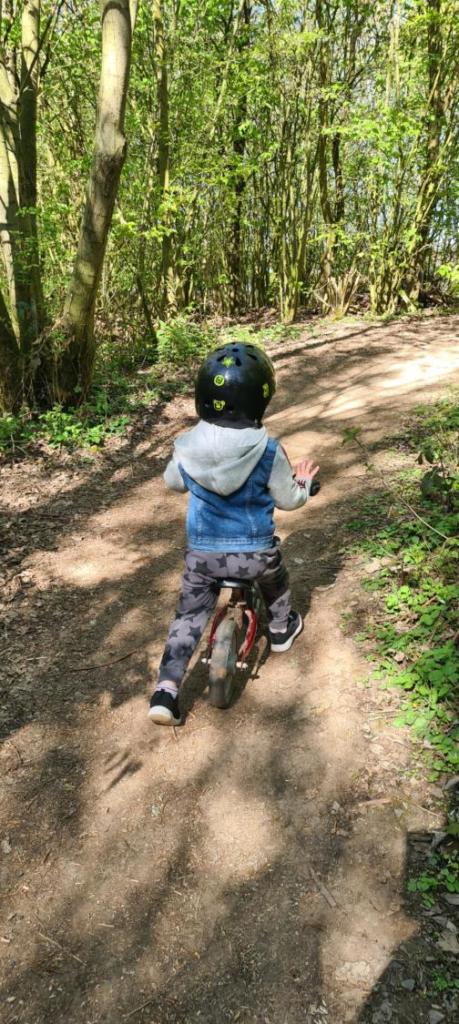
left=342, top=426, right=363, bottom=445
left=408, top=851, right=459, bottom=906
left=156, top=317, right=217, bottom=366
left=0, top=357, right=155, bottom=453
left=437, top=263, right=459, bottom=298
left=221, top=323, right=301, bottom=347
left=0, top=313, right=303, bottom=453
left=346, top=396, right=459, bottom=777
left=2, top=1, right=459, bottom=412
left=0, top=401, right=131, bottom=453
left=38, top=405, right=130, bottom=449
left=433, top=974, right=459, bottom=993
left=0, top=414, right=35, bottom=451
left=413, top=398, right=459, bottom=511
left=34, top=1, right=459, bottom=327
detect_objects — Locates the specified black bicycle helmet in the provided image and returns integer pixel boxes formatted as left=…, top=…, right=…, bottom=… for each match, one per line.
left=195, top=342, right=276, bottom=427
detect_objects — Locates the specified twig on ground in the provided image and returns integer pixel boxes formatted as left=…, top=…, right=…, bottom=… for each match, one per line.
left=355, top=797, right=393, bottom=809
left=37, top=930, right=84, bottom=965
left=368, top=710, right=401, bottom=719
left=68, top=646, right=143, bottom=671
left=307, top=865, right=338, bottom=908
left=411, top=802, right=445, bottom=816
left=123, top=994, right=158, bottom=1020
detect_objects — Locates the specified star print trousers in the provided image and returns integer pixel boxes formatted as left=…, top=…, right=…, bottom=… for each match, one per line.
left=158, top=546, right=291, bottom=687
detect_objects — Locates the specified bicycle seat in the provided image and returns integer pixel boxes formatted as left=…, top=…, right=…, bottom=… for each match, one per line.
left=219, top=578, right=253, bottom=589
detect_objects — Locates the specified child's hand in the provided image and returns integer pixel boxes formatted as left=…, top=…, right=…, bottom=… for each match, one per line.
left=293, top=457, right=320, bottom=483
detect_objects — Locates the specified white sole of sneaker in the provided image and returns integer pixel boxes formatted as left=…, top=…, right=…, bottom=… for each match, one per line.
left=270, top=615, right=303, bottom=653
left=148, top=706, right=181, bottom=726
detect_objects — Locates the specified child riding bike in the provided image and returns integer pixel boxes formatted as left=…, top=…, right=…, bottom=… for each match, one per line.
left=148, top=341, right=319, bottom=725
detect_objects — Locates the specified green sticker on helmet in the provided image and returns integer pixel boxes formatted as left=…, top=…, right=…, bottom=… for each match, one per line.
left=262, top=383, right=270, bottom=398
left=213, top=399, right=225, bottom=411
left=222, top=357, right=235, bottom=367
left=214, top=374, right=225, bottom=386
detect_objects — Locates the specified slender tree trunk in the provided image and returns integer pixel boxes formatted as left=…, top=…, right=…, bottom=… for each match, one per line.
left=54, top=0, right=133, bottom=404
left=316, top=0, right=336, bottom=301
left=405, top=0, right=445, bottom=300
left=332, top=132, right=344, bottom=222
left=20, top=0, right=45, bottom=345
left=179, top=0, right=247, bottom=306
left=0, top=83, right=22, bottom=341
left=153, top=0, right=176, bottom=317
left=228, top=0, right=250, bottom=313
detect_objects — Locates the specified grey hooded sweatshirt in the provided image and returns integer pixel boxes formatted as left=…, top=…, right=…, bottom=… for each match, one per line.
left=163, top=421, right=310, bottom=509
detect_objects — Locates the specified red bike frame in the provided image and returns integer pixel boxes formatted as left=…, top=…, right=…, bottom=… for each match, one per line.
left=203, top=588, right=259, bottom=669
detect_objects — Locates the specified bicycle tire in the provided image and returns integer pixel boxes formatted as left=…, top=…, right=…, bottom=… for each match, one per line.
left=208, top=616, right=238, bottom=708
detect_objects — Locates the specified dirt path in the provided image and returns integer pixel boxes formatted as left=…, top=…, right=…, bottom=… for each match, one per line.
left=1, top=314, right=459, bottom=1024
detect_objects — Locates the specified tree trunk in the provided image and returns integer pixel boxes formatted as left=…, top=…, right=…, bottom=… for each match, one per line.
left=179, top=0, right=247, bottom=309
left=0, top=288, right=22, bottom=412
left=153, top=0, right=176, bottom=317
left=228, top=0, right=250, bottom=313
left=332, top=132, right=344, bottom=223
left=405, top=0, right=445, bottom=300
left=316, top=0, right=336, bottom=302
left=55, top=0, right=134, bottom=404
left=0, top=0, right=45, bottom=396
left=20, top=1, right=45, bottom=344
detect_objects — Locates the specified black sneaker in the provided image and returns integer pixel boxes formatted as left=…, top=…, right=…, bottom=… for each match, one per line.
left=269, top=611, right=303, bottom=653
left=148, top=689, right=181, bottom=726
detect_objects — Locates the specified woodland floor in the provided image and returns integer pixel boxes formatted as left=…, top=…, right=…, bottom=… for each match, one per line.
left=1, top=313, right=459, bottom=1024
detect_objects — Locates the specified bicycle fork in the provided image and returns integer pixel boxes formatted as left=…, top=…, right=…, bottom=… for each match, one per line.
left=201, top=591, right=258, bottom=669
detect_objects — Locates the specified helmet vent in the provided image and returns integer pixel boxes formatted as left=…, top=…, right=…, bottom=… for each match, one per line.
left=248, top=353, right=257, bottom=360
left=235, top=357, right=242, bottom=366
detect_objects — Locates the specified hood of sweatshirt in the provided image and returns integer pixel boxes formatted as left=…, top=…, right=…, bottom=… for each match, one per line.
left=173, top=420, right=269, bottom=496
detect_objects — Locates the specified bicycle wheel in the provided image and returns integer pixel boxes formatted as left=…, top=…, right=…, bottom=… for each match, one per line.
left=208, top=616, right=238, bottom=708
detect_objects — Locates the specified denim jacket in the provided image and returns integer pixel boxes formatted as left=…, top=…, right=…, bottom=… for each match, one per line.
left=179, top=439, right=278, bottom=552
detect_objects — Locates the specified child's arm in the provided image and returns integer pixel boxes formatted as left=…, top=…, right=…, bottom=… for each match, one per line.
left=268, top=446, right=319, bottom=510
left=163, top=455, right=188, bottom=493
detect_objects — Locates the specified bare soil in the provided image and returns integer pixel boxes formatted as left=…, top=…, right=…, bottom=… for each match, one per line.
left=1, top=313, right=459, bottom=1024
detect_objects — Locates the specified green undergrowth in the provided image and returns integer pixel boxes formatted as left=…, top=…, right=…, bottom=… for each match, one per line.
left=0, top=377, right=153, bottom=454
left=344, top=395, right=459, bottom=780
left=408, top=849, right=459, bottom=906
left=0, top=316, right=302, bottom=455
